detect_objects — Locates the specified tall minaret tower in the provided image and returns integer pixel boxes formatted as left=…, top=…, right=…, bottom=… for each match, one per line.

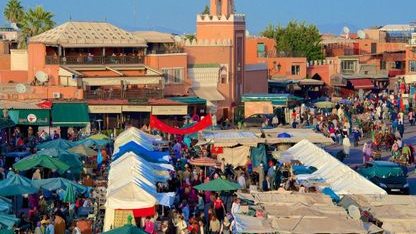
left=196, top=0, right=246, bottom=103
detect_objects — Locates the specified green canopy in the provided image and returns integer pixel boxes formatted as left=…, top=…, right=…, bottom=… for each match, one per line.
left=0, top=118, right=15, bottom=130
left=13, top=155, right=70, bottom=174
left=37, top=139, right=74, bottom=150
left=314, top=101, right=335, bottom=109
left=8, top=109, right=50, bottom=126
left=51, top=103, right=89, bottom=127
left=0, top=173, right=38, bottom=196
left=32, top=149, right=83, bottom=176
left=89, top=133, right=110, bottom=140
left=62, top=183, right=76, bottom=203
left=104, top=225, right=147, bottom=234
left=32, top=177, right=89, bottom=194
left=68, top=144, right=97, bottom=157
left=194, top=178, right=241, bottom=191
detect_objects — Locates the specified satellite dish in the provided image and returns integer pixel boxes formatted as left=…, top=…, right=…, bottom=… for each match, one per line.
left=343, top=26, right=350, bottom=34
left=357, top=30, right=366, bottom=39
left=35, top=71, right=49, bottom=83
left=347, top=205, right=361, bottom=220
left=15, top=84, right=27, bottom=94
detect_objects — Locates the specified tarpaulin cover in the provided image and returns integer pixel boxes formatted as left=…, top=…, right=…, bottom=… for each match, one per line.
left=150, top=115, right=212, bottom=135
left=234, top=214, right=276, bottom=234
left=112, top=141, right=169, bottom=163
left=286, top=140, right=387, bottom=195
left=250, top=144, right=267, bottom=168
left=217, top=146, right=250, bottom=168
left=277, top=132, right=291, bottom=138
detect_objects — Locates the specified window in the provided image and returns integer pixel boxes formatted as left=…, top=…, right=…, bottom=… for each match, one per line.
left=220, top=67, right=228, bottom=84
left=257, top=43, right=266, bottom=58
left=410, top=61, right=416, bottom=73
left=291, top=65, right=300, bottom=75
left=341, top=60, right=356, bottom=74
left=162, top=68, right=184, bottom=84
left=371, top=43, right=377, bottom=54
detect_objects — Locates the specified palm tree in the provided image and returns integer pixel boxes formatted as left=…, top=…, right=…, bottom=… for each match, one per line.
left=3, top=0, right=24, bottom=25
left=19, top=6, right=55, bottom=48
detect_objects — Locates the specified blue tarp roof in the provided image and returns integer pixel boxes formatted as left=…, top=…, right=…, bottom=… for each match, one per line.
left=112, top=141, right=169, bottom=163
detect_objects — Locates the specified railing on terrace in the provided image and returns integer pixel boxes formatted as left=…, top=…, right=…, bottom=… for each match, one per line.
left=84, top=89, right=163, bottom=100
left=45, top=55, right=144, bottom=65
left=147, top=48, right=185, bottom=54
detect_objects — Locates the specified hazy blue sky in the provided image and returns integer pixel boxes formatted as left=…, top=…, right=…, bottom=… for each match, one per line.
left=1, top=0, right=416, bottom=35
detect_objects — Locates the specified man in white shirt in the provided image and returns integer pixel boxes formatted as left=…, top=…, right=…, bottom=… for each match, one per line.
left=237, top=172, right=246, bottom=189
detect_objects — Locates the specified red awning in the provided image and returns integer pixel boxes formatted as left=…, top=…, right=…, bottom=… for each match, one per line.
left=349, top=79, right=374, bottom=89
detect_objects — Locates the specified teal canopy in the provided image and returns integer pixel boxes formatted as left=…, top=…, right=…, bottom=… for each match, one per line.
left=37, top=139, right=75, bottom=150
left=250, top=144, right=267, bottom=168
left=32, top=177, right=89, bottom=194
left=0, top=172, right=38, bottom=196
left=0, top=214, right=19, bottom=230
left=169, top=96, right=207, bottom=105
left=74, top=138, right=109, bottom=147
left=0, top=197, right=11, bottom=213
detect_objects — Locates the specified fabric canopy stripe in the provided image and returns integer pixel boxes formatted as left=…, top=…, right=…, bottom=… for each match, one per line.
left=51, top=103, right=90, bottom=127
left=150, top=115, right=212, bottom=135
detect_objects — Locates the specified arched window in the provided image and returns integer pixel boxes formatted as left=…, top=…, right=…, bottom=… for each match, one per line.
left=219, top=66, right=228, bottom=84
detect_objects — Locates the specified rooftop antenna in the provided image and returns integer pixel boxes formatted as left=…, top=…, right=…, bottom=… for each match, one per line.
left=343, top=26, right=350, bottom=39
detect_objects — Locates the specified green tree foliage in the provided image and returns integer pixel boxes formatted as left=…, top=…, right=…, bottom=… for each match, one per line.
left=201, top=5, right=210, bottom=15
left=3, top=0, right=24, bottom=25
left=261, top=20, right=324, bottom=61
left=19, top=6, right=55, bottom=48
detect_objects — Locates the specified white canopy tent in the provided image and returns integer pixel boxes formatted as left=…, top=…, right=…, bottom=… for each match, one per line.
left=114, top=127, right=162, bottom=151
left=286, top=140, right=387, bottom=195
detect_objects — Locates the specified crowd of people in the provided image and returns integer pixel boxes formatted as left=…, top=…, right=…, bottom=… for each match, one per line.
left=1, top=90, right=416, bottom=233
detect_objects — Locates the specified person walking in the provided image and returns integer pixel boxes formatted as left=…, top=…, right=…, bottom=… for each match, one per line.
left=343, top=136, right=351, bottom=158
left=408, top=109, right=414, bottom=126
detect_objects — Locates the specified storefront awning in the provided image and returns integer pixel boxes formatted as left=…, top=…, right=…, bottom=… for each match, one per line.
left=8, top=109, right=50, bottom=126
left=192, top=87, right=225, bottom=101
left=52, top=103, right=90, bottom=127
left=349, top=79, right=374, bottom=89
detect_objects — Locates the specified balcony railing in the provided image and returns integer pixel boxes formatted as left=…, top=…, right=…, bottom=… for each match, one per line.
left=46, top=55, right=144, bottom=65
left=84, top=88, right=163, bottom=100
